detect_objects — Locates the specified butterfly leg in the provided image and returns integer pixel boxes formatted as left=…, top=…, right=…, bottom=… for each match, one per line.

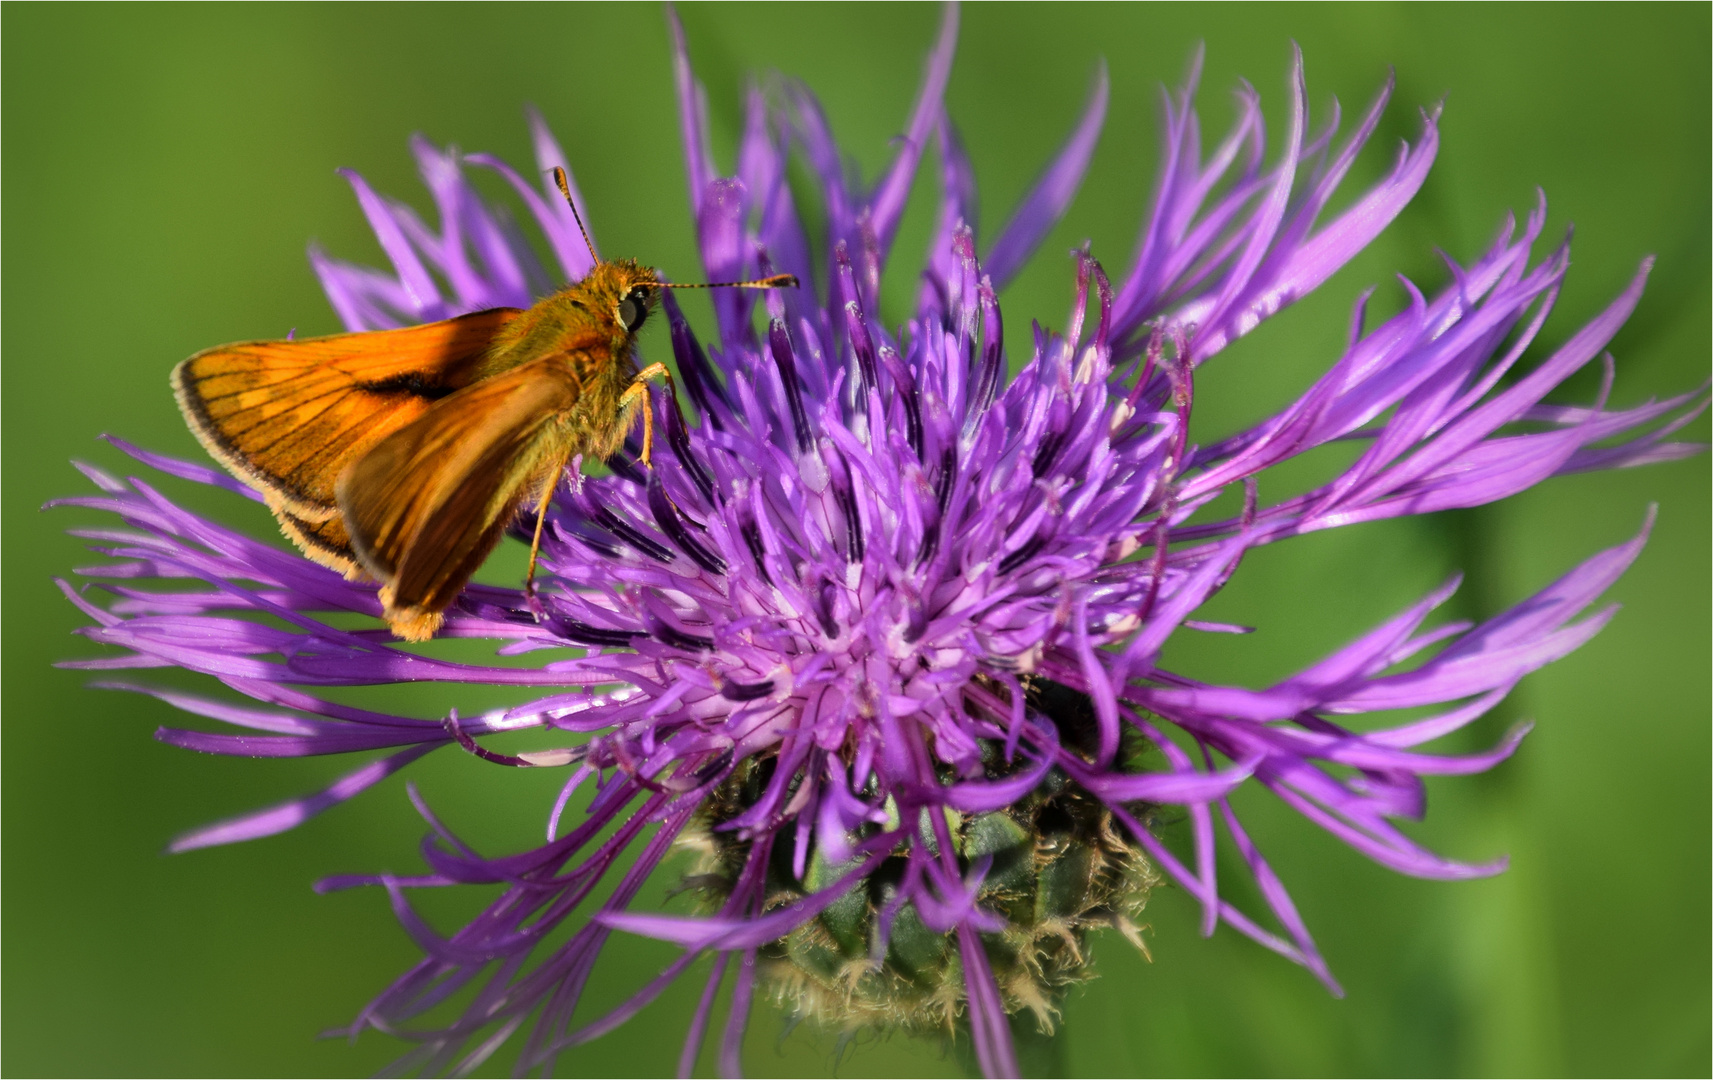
left=523, top=450, right=574, bottom=621
left=618, top=362, right=674, bottom=468
left=617, top=364, right=703, bottom=533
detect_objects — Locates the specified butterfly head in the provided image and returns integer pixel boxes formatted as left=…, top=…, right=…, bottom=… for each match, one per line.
left=577, top=259, right=662, bottom=339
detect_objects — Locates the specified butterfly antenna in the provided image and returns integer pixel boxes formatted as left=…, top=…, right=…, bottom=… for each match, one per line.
left=661, top=273, right=799, bottom=291
left=551, top=167, right=600, bottom=265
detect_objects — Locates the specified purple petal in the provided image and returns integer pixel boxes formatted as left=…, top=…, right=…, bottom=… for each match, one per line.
left=959, top=923, right=1020, bottom=1078
left=868, top=3, right=959, bottom=260
left=168, top=745, right=436, bottom=852
left=984, top=61, right=1109, bottom=290
left=337, top=168, right=443, bottom=320
left=668, top=6, right=716, bottom=222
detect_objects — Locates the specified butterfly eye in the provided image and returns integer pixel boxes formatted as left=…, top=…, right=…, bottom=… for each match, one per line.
left=618, top=288, right=649, bottom=332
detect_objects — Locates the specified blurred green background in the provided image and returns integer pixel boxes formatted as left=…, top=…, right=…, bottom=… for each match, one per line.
left=4, top=3, right=1707, bottom=1077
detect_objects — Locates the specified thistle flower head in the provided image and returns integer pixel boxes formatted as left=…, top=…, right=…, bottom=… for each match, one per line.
left=55, top=9, right=1707, bottom=1077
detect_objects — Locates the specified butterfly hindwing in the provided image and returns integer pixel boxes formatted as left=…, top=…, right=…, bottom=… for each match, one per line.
left=336, top=354, right=585, bottom=640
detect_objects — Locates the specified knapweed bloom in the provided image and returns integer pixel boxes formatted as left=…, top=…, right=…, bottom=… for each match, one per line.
left=55, top=9, right=1706, bottom=1078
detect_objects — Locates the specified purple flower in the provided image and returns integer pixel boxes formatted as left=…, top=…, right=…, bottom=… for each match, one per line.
left=53, top=9, right=1706, bottom=1078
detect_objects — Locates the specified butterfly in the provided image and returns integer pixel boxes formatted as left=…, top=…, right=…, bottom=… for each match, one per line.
left=174, top=168, right=793, bottom=641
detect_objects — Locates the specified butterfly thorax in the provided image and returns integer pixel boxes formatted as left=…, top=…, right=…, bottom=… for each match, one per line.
left=473, top=259, right=662, bottom=459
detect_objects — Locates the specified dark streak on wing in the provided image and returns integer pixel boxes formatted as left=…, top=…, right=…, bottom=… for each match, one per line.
left=355, top=373, right=459, bottom=400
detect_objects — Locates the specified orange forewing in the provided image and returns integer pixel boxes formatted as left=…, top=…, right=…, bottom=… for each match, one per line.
left=172, top=308, right=520, bottom=574
left=338, top=355, right=584, bottom=641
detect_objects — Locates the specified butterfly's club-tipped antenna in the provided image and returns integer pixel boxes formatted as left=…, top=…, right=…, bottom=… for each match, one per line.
left=551, top=166, right=600, bottom=266
left=659, top=273, right=800, bottom=291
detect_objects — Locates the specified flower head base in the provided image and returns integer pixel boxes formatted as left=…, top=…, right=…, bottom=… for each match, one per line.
left=683, top=683, right=1161, bottom=1040
left=55, top=8, right=1706, bottom=1077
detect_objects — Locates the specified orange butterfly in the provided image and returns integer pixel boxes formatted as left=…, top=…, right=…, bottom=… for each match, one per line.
left=175, top=169, right=792, bottom=641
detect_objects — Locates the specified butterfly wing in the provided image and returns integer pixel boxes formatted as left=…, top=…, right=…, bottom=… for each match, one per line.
left=172, top=308, right=520, bottom=574
left=336, top=354, right=584, bottom=641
